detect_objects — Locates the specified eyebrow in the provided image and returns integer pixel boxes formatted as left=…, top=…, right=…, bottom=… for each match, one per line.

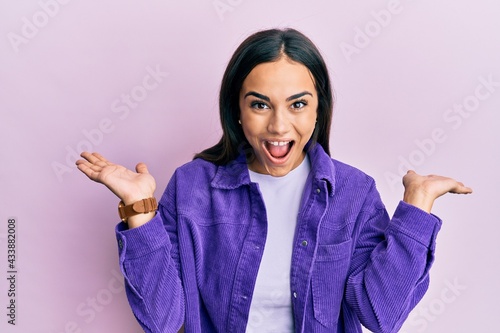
left=244, top=91, right=313, bottom=102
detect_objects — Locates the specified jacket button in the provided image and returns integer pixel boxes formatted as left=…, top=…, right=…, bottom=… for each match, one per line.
left=301, top=240, right=308, bottom=246
left=316, top=188, right=321, bottom=194
left=293, top=292, right=297, bottom=298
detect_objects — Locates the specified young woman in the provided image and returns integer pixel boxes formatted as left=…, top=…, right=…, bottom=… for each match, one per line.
left=76, top=28, right=472, bottom=333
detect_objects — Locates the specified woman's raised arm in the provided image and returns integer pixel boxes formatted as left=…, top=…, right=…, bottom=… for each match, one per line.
left=76, top=152, right=185, bottom=332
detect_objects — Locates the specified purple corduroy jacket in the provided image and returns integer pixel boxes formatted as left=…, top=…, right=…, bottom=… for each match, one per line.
left=115, top=143, right=442, bottom=333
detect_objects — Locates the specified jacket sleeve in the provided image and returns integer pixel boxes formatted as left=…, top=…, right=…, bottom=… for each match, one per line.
left=115, top=174, right=185, bottom=333
left=345, top=181, right=442, bottom=333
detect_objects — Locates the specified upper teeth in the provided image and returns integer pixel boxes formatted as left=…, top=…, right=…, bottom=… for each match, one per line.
left=268, top=141, right=290, bottom=146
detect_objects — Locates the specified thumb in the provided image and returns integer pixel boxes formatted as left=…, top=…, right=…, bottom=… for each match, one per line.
left=135, top=162, right=149, bottom=174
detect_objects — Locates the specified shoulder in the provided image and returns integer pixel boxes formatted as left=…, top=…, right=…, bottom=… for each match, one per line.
left=320, top=159, right=385, bottom=215
left=166, top=155, right=249, bottom=195
left=160, top=158, right=219, bottom=210
left=328, top=159, right=383, bottom=209
left=173, top=157, right=218, bottom=180
left=308, top=144, right=377, bottom=197
left=162, top=158, right=218, bottom=197
left=331, top=159, right=375, bottom=186
left=309, top=144, right=374, bottom=188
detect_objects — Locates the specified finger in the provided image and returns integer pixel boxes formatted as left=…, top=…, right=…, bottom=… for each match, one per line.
left=136, top=162, right=149, bottom=174
left=451, top=185, right=473, bottom=194
left=403, top=170, right=416, bottom=180
left=93, top=159, right=109, bottom=168
left=463, top=187, right=473, bottom=194
left=92, top=152, right=112, bottom=164
left=76, top=162, right=99, bottom=180
left=76, top=158, right=104, bottom=172
left=456, top=181, right=473, bottom=193
left=76, top=158, right=95, bottom=170
left=79, top=152, right=111, bottom=165
left=78, top=151, right=94, bottom=163
left=447, top=181, right=473, bottom=194
left=76, top=158, right=112, bottom=180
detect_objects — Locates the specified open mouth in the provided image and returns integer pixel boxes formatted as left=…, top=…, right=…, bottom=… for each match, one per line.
left=264, top=140, right=294, bottom=160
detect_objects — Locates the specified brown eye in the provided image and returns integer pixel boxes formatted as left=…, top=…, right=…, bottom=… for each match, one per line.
left=291, top=100, right=307, bottom=109
left=251, top=101, right=269, bottom=110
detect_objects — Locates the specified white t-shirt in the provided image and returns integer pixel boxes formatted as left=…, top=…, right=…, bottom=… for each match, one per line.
left=246, top=155, right=311, bottom=332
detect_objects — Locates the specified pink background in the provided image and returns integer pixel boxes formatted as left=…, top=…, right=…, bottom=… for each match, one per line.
left=1, top=1, right=499, bottom=332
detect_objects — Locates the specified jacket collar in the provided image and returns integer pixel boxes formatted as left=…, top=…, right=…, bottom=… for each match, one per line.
left=307, top=143, right=336, bottom=197
left=211, top=143, right=336, bottom=196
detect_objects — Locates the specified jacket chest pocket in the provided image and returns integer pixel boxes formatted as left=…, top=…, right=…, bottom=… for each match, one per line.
left=311, top=239, right=352, bottom=328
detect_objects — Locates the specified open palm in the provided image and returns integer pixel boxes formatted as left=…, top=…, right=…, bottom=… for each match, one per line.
left=402, top=170, right=472, bottom=213
left=76, top=152, right=156, bottom=204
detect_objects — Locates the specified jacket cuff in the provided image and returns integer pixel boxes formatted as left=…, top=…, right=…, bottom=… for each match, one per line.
left=388, top=200, right=442, bottom=248
left=115, top=213, right=170, bottom=260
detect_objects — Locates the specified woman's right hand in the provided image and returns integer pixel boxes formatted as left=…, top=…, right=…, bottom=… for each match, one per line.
left=76, top=152, right=157, bottom=228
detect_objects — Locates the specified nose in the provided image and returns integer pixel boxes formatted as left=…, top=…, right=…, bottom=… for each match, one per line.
left=267, top=108, right=290, bottom=135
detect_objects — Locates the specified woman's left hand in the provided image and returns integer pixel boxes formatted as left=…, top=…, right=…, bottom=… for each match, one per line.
left=402, top=170, right=473, bottom=213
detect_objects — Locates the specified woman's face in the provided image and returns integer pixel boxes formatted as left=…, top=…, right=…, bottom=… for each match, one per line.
left=239, top=57, right=318, bottom=177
